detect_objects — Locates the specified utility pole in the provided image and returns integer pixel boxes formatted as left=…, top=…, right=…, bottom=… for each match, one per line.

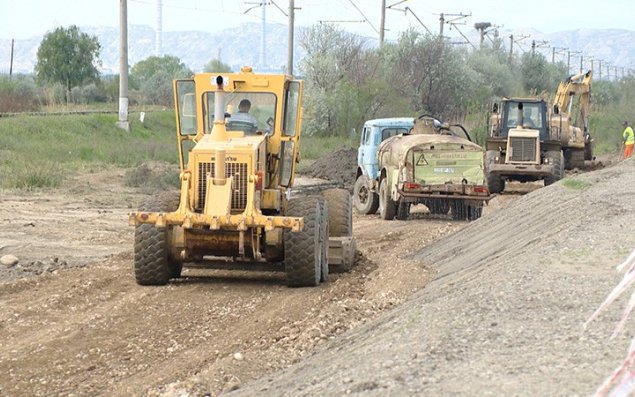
left=598, top=60, right=602, bottom=80
left=474, top=22, right=492, bottom=48
left=155, top=0, right=163, bottom=56
left=9, top=39, right=14, bottom=78
left=261, top=0, right=266, bottom=69
left=117, top=0, right=130, bottom=132
left=287, top=0, right=294, bottom=75
left=509, top=34, right=514, bottom=61
left=379, top=0, right=386, bottom=47
left=579, top=54, right=583, bottom=73
left=439, top=13, right=444, bottom=36
left=567, top=51, right=580, bottom=75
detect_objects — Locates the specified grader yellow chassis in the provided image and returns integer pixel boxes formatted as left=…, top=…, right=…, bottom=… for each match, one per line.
left=129, top=67, right=355, bottom=287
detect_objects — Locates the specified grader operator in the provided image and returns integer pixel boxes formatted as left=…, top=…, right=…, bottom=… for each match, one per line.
left=129, top=67, right=355, bottom=287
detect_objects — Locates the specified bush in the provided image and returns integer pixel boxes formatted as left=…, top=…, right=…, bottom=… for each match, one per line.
left=0, top=75, right=40, bottom=112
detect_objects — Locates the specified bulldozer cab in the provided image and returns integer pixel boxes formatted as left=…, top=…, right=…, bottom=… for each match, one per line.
left=173, top=67, right=303, bottom=188
left=500, top=99, right=548, bottom=141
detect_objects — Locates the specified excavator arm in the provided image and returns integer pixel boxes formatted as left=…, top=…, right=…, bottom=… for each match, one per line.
left=553, top=70, right=592, bottom=131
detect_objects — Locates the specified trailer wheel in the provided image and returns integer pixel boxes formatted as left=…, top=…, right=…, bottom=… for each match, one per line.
left=544, top=150, right=564, bottom=186
left=134, top=192, right=181, bottom=285
left=322, top=188, right=352, bottom=237
left=379, top=178, right=397, bottom=220
left=284, top=196, right=322, bottom=287
left=353, top=175, right=379, bottom=215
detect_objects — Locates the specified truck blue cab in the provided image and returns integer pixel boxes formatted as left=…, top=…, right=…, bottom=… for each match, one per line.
left=354, top=117, right=414, bottom=214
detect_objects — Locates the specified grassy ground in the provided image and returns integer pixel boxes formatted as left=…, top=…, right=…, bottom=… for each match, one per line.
left=0, top=112, right=356, bottom=190
left=0, top=111, right=177, bottom=189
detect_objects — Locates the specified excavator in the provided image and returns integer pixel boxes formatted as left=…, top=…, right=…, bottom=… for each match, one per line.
left=485, top=70, right=592, bottom=193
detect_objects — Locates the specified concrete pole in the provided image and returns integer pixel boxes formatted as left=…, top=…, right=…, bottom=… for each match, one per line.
left=439, top=13, right=444, bottom=36
left=379, top=0, right=386, bottom=47
left=155, top=0, right=162, bottom=56
left=260, top=0, right=266, bottom=69
left=551, top=47, right=555, bottom=63
left=287, top=0, right=294, bottom=75
left=580, top=55, right=583, bottom=73
left=117, top=0, right=130, bottom=132
left=9, top=39, right=14, bottom=78
left=508, top=35, right=513, bottom=63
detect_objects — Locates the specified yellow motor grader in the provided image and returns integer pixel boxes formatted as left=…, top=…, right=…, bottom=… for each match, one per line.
left=129, top=67, right=355, bottom=287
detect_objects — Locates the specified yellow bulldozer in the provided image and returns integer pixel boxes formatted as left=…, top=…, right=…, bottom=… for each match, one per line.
left=129, top=67, right=355, bottom=287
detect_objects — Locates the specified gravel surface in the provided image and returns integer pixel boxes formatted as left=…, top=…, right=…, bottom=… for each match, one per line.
left=232, top=158, right=635, bottom=396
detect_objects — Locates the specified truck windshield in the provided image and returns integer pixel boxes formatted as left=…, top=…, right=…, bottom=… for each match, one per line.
left=204, top=92, right=277, bottom=134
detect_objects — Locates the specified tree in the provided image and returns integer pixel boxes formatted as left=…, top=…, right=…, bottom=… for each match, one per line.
left=130, top=55, right=192, bottom=107
left=204, top=59, right=232, bottom=73
left=35, top=25, right=101, bottom=100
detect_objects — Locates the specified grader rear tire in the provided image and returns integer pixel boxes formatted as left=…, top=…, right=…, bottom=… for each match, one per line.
left=134, top=192, right=181, bottom=285
left=322, top=188, right=352, bottom=237
left=284, top=197, right=322, bottom=287
left=315, top=196, right=329, bottom=282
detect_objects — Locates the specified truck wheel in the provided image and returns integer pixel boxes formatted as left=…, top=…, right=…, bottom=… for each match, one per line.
left=321, top=188, right=352, bottom=237
left=353, top=175, right=379, bottom=215
left=544, top=150, right=564, bottom=186
left=485, top=150, right=505, bottom=194
left=379, top=178, right=397, bottom=220
left=134, top=192, right=181, bottom=285
left=396, top=201, right=410, bottom=220
left=284, top=196, right=322, bottom=287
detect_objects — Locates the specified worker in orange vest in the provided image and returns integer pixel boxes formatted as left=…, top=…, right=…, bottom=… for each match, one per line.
left=623, top=121, right=634, bottom=159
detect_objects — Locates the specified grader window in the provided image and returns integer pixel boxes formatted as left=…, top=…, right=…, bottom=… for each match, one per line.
left=176, top=80, right=197, bottom=135
left=203, top=92, right=276, bottom=134
left=283, top=81, right=301, bottom=137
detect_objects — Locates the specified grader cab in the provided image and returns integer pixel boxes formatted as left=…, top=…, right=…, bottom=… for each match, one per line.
left=129, top=67, right=355, bottom=287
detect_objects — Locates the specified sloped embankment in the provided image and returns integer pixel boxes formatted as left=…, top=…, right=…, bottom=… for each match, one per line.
left=232, top=158, right=635, bottom=396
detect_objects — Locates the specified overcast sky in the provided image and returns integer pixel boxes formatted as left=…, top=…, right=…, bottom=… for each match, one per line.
left=0, top=0, right=633, bottom=41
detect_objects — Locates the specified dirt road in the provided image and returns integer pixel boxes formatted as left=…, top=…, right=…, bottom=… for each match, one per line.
left=0, top=168, right=512, bottom=396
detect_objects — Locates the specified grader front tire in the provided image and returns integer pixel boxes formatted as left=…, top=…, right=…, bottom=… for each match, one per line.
left=284, top=197, right=323, bottom=287
left=134, top=192, right=181, bottom=285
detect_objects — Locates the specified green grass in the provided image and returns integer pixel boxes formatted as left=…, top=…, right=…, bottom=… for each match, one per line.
left=562, top=178, right=592, bottom=190
left=299, top=134, right=357, bottom=160
left=0, top=111, right=178, bottom=189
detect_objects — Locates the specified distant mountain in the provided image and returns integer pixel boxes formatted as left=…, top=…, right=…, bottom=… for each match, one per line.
left=1, top=24, right=633, bottom=77
left=0, top=23, right=305, bottom=75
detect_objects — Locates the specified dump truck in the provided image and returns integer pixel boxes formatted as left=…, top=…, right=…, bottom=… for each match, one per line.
left=129, top=67, right=355, bottom=287
left=376, top=115, right=491, bottom=221
left=485, top=70, right=592, bottom=193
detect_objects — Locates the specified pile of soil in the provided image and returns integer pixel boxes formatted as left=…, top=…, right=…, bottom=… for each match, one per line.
left=301, top=148, right=358, bottom=188
left=233, top=159, right=635, bottom=396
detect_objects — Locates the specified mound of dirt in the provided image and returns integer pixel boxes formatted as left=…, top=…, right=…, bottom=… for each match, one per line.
left=232, top=159, right=635, bottom=396
left=301, top=148, right=357, bottom=188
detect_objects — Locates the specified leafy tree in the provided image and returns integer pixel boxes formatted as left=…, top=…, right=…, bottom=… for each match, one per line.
left=204, top=59, right=232, bottom=73
left=388, top=30, right=477, bottom=120
left=130, top=55, right=192, bottom=106
left=35, top=25, right=101, bottom=100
